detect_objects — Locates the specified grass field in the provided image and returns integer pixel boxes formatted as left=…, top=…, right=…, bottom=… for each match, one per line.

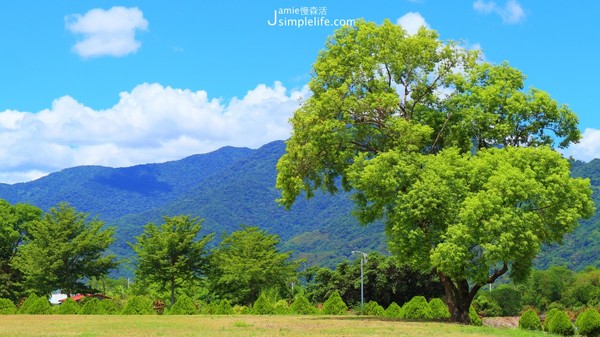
left=0, top=315, right=553, bottom=337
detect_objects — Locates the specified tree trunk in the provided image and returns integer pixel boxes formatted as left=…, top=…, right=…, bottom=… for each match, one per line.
left=438, top=272, right=480, bottom=324
left=170, top=279, right=175, bottom=307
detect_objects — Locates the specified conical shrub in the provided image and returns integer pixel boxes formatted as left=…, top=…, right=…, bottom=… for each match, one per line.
left=429, top=298, right=450, bottom=319
left=322, top=291, right=347, bottom=315
left=121, top=296, right=154, bottom=315
left=0, top=298, right=17, bottom=314
left=384, top=302, right=403, bottom=318
left=402, top=296, right=432, bottom=319
left=57, top=297, right=80, bottom=314
left=290, top=294, right=317, bottom=315
left=169, top=295, right=197, bottom=315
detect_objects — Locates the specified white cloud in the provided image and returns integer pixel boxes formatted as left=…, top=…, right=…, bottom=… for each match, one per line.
left=396, top=12, right=430, bottom=35
left=562, top=128, right=600, bottom=162
left=0, top=82, right=308, bottom=184
left=473, top=0, right=526, bottom=24
left=65, top=6, right=148, bottom=58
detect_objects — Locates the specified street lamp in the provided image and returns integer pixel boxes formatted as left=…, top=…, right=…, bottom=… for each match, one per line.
left=351, top=250, right=367, bottom=311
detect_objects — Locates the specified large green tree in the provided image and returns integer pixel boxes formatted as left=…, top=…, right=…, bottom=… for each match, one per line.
left=0, top=200, right=42, bottom=300
left=276, top=20, right=594, bottom=323
left=13, top=203, right=118, bottom=296
left=208, top=225, right=298, bottom=306
left=131, top=215, right=213, bottom=306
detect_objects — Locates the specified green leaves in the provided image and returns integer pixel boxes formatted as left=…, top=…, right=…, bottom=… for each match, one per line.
left=13, top=203, right=117, bottom=296
left=131, top=215, right=213, bottom=306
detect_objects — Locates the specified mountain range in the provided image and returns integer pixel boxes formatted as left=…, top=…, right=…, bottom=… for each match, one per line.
left=0, top=141, right=597, bottom=274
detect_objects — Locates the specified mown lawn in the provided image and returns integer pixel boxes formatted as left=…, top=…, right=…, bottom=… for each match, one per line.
left=0, top=315, right=553, bottom=337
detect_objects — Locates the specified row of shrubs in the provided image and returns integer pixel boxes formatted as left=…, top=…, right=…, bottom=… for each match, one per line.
left=519, top=307, right=600, bottom=337
left=0, top=292, right=478, bottom=323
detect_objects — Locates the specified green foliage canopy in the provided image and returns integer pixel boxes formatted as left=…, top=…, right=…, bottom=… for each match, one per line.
left=13, top=203, right=118, bottom=296
left=208, top=226, right=297, bottom=306
left=132, top=215, right=213, bottom=306
left=276, top=19, right=594, bottom=323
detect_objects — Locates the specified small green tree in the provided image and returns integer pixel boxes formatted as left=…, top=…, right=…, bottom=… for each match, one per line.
left=215, top=299, right=234, bottom=315
left=57, top=297, right=80, bottom=314
left=402, top=296, right=433, bottom=319
left=519, top=309, right=542, bottom=331
left=169, top=294, right=197, bottom=315
left=14, top=203, right=118, bottom=296
left=132, top=216, right=213, bottom=307
left=322, top=291, right=348, bottom=315
left=121, top=296, right=154, bottom=315
left=575, top=308, right=600, bottom=337
left=290, top=294, right=317, bottom=315
left=0, top=298, right=17, bottom=314
left=208, top=226, right=297, bottom=306
left=26, top=296, right=52, bottom=314
left=429, top=298, right=450, bottom=319
left=384, top=302, right=403, bottom=318
left=548, top=310, right=575, bottom=336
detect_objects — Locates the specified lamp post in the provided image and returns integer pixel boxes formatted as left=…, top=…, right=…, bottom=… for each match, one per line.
left=351, top=250, right=367, bottom=311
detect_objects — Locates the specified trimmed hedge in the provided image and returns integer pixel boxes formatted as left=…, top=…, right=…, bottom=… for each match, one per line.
left=169, top=295, right=197, bottom=315
left=547, top=310, right=575, bottom=336
left=402, top=296, right=433, bottom=319
left=429, top=298, right=450, bottom=319
left=519, top=309, right=542, bottom=331
left=469, top=305, right=482, bottom=326
left=17, top=294, right=39, bottom=314
left=544, top=308, right=561, bottom=331
left=290, top=294, right=317, bottom=315
left=0, top=298, right=17, bottom=314
left=384, top=302, right=403, bottom=318
left=273, top=300, right=292, bottom=315
left=365, top=300, right=385, bottom=316
left=575, top=308, right=600, bottom=337
left=57, top=297, right=80, bottom=314
left=99, top=299, right=121, bottom=315
left=121, top=296, right=154, bottom=315
left=322, top=291, right=348, bottom=315
left=79, top=298, right=102, bottom=314
left=253, top=294, right=274, bottom=315
left=26, top=296, right=52, bottom=314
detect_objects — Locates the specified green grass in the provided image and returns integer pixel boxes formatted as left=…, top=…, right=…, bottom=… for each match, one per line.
left=0, top=315, right=552, bottom=337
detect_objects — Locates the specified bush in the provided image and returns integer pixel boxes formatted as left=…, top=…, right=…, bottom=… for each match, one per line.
left=215, top=299, right=234, bottom=315
left=402, top=296, right=433, bottom=319
left=233, top=305, right=251, bottom=315
left=253, top=294, right=274, bottom=315
left=547, top=310, right=575, bottom=336
left=575, top=308, right=600, bottom=337
left=322, top=291, right=348, bottom=315
left=473, top=292, right=502, bottom=317
left=99, top=299, right=121, bottom=315
left=0, top=298, right=17, bottom=314
left=544, top=308, right=561, bottom=331
left=429, top=298, right=450, bottom=319
left=469, top=305, right=482, bottom=326
left=56, top=298, right=80, bottom=314
left=169, top=295, right=197, bottom=315
left=273, top=300, right=292, bottom=315
left=26, top=296, right=52, bottom=314
left=519, top=309, right=542, bottom=331
left=384, top=302, right=403, bottom=318
left=364, top=300, right=385, bottom=316
left=79, top=298, right=102, bottom=314
left=17, top=294, right=39, bottom=314
left=121, top=296, right=154, bottom=315
left=290, top=294, right=317, bottom=315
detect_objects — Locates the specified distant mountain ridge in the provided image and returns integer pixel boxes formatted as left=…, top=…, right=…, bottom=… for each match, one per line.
left=0, top=141, right=597, bottom=274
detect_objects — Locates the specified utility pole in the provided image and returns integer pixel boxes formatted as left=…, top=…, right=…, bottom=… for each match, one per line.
left=351, top=250, right=367, bottom=311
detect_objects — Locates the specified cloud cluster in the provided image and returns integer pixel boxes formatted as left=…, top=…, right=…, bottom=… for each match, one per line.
left=562, top=128, right=600, bottom=162
left=473, top=0, right=526, bottom=24
left=0, top=82, right=307, bottom=183
left=396, top=12, right=430, bottom=35
left=65, top=6, right=148, bottom=58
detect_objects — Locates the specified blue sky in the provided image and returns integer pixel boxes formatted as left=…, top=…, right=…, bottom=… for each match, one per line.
left=0, top=1, right=598, bottom=183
